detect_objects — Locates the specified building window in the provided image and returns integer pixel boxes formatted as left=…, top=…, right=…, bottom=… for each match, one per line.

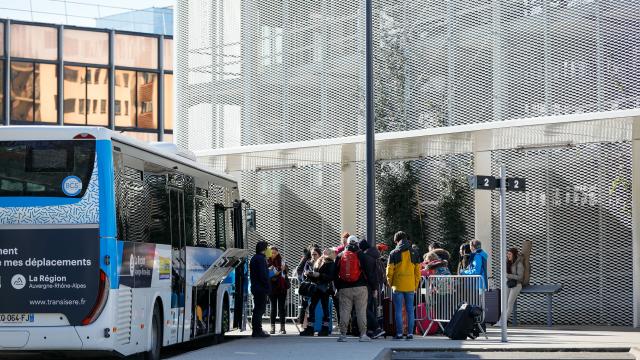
left=164, top=74, right=173, bottom=130
left=137, top=72, right=157, bottom=129
left=115, top=70, right=136, bottom=127
left=114, top=34, right=158, bottom=69
left=10, top=24, right=57, bottom=61
left=163, top=38, right=173, bottom=70
left=100, top=99, right=107, bottom=114
left=11, top=61, right=57, bottom=123
left=63, top=29, right=108, bottom=65
left=63, top=98, right=75, bottom=114
left=115, top=100, right=121, bottom=116
left=64, top=65, right=108, bottom=126
left=261, top=26, right=283, bottom=66
left=0, top=23, right=4, bottom=57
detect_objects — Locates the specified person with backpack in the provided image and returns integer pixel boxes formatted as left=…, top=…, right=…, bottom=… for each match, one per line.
left=249, top=241, right=271, bottom=337
left=386, top=231, right=422, bottom=340
left=461, top=239, right=489, bottom=289
left=334, top=235, right=377, bottom=342
left=359, top=239, right=385, bottom=339
left=494, top=248, right=524, bottom=327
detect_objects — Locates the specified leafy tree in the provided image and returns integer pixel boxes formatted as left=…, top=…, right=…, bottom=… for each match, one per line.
left=436, top=176, right=468, bottom=271
left=376, top=162, right=425, bottom=252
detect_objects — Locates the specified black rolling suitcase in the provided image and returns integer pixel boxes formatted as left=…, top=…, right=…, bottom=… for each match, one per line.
left=484, top=289, right=501, bottom=324
left=444, top=303, right=482, bottom=340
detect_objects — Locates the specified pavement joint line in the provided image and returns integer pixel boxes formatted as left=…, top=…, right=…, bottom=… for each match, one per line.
left=388, top=347, right=633, bottom=353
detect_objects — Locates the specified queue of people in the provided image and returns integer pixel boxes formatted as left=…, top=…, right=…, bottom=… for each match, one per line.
left=248, top=232, right=520, bottom=339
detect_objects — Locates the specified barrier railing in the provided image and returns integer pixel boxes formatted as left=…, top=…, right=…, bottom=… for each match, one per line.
left=415, top=275, right=486, bottom=338
left=246, top=275, right=486, bottom=338
left=246, top=277, right=302, bottom=331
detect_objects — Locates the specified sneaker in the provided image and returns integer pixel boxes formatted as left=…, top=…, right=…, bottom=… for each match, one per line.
left=359, top=334, right=371, bottom=342
left=406, top=334, right=413, bottom=341
left=393, top=335, right=403, bottom=340
left=372, top=328, right=385, bottom=339
left=337, top=335, right=348, bottom=342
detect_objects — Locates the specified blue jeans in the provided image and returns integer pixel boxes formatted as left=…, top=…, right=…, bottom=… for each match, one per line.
left=392, top=290, right=415, bottom=336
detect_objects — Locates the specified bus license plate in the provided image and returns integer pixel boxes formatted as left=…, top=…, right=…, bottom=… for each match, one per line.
left=0, top=314, right=34, bottom=324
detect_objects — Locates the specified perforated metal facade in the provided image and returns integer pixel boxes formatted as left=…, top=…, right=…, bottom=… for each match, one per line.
left=177, top=0, right=639, bottom=326
left=491, top=142, right=633, bottom=326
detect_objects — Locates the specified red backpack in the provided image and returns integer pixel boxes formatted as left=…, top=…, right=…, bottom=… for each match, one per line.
left=339, top=250, right=362, bottom=283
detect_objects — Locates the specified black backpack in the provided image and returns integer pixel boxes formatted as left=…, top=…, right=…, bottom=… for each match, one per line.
left=444, top=303, right=483, bottom=340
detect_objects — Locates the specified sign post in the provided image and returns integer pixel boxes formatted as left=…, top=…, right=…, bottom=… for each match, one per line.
left=498, top=165, right=508, bottom=343
left=468, top=168, right=525, bottom=343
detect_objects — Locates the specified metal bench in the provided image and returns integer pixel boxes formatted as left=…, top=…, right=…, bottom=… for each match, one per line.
left=512, top=284, right=562, bottom=327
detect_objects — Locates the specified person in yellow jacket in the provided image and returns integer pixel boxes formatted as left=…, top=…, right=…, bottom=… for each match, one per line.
left=386, top=231, right=421, bottom=340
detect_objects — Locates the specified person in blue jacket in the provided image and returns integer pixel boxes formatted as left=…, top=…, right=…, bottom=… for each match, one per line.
left=250, top=241, right=271, bottom=337
left=461, top=239, right=488, bottom=289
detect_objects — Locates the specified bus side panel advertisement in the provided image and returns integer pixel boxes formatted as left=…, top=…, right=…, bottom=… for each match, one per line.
left=118, top=242, right=156, bottom=288
left=0, top=227, right=100, bottom=326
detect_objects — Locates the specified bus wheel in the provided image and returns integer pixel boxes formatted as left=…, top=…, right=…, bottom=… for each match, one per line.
left=145, top=304, right=162, bottom=360
left=215, top=297, right=230, bottom=344
left=222, top=298, right=230, bottom=334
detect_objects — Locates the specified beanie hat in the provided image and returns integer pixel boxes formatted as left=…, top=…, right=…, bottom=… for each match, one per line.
left=347, top=235, right=359, bottom=245
left=358, top=239, right=370, bottom=251
left=255, top=241, right=268, bottom=254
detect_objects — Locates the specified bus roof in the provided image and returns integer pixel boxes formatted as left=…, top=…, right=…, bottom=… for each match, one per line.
left=0, top=126, right=237, bottom=187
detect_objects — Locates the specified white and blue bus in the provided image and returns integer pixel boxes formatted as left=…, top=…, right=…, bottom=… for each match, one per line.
left=0, top=127, right=250, bottom=359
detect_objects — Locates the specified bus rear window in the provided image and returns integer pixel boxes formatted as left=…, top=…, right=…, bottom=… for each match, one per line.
left=0, top=141, right=95, bottom=198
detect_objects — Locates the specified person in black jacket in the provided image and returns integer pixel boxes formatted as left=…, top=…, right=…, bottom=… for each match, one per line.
left=359, top=239, right=385, bottom=339
left=250, top=241, right=271, bottom=337
left=334, top=236, right=377, bottom=343
left=300, top=248, right=337, bottom=336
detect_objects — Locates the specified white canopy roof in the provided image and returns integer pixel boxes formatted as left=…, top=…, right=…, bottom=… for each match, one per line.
left=193, top=109, right=640, bottom=172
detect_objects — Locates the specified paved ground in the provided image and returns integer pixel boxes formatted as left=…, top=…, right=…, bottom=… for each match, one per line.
left=163, top=323, right=640, bottom=360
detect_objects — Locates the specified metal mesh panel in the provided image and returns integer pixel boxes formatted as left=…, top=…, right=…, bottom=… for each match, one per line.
left=178, top=0, right=640, bottom=147
left=242, top=164, right=343, bottom=262
left=491, top=142, right=633, bottom=326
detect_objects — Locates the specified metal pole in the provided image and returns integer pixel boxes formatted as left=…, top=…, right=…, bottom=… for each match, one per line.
left=499, top=165, right=508, bottom=342
left=365, top=0, right=376, bottom=247
left=57, top=24, right=64, bottom=126
left=158, top=35, right=165, bottom=142
left=4, top=19, right=11, bottom=125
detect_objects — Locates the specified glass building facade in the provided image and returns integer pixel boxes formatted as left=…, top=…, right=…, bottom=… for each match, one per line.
left=1, top=20, right=174, bottom=142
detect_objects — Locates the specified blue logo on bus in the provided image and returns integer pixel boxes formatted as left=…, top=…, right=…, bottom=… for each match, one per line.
left=61, top=176, right=83, bottom=196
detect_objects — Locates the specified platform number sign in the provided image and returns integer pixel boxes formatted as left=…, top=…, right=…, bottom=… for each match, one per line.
left=469, top=175, right=526, bottom=192
left=506, top=177, right=526, bottom=192
left=468, top=175, right=496, bottom=190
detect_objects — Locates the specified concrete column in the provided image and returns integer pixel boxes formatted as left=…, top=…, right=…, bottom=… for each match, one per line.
left=340, top=144, right=358, bottom=236
left=632, top=123, right=640, bottom=328
left=474, top=151, right=493, bottom=278
left=473, top=130, right=494, bottom=279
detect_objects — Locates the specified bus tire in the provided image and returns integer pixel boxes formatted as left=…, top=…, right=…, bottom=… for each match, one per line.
left=144, top=303, right=162, bottom=360
left=215, top=296, right=230, bottom=344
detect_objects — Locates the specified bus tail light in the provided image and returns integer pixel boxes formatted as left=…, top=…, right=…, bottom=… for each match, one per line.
left=73, top=133, right=96, bottom=140
left=82, top=270, right=110, bottom=326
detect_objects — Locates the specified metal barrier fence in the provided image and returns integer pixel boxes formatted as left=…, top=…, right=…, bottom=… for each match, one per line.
left=415, top=275, right=486, bottom=337
left=246, top=275, right=485, bottom=338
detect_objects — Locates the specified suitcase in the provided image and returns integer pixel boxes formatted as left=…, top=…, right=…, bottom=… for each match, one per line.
left=444, top=302, right=482, bottom=340
left=415, top=302, right=437, bottom=336
left=484, top=289, right=501, bottom=324
left=382, top=297, right=408, bottom=337
left=312, top=297, right=333, bottom=332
